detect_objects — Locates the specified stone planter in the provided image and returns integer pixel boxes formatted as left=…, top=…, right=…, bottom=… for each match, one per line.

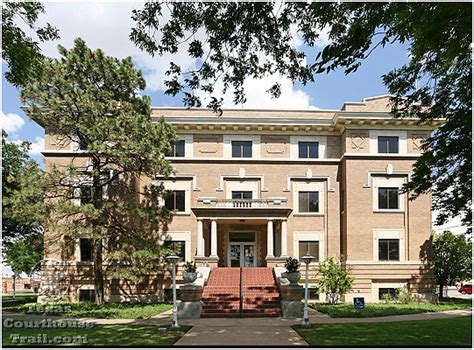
left=183, top=271, right=197, bottom=284
left=286, top=271, right=301, bottom=285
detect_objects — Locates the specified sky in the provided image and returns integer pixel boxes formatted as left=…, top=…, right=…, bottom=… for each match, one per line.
left=0, top=2, right=466, bottom=276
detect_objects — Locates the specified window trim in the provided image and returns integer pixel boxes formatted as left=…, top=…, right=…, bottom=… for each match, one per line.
left=223, top=135, right=260, bottom=159
left=298, top=240, right=320, bottom=262
left=293, top=181, right=324, bottom=215
left=158, top=180, right=191, bottom=215
left=293, top=231, right=324, bottom=264
left=369, top=130, right=407, bottom=155
left=290, top=136, right=327, bottom=159
left=165, top=190, right=186, bottom=212
left=158, top=231, right=192, bottom=262
left=165, top=135, right=193, bottom=158
left=373, top=229, right=405, bottom=262
left=372, top=176, right=406, bottom=213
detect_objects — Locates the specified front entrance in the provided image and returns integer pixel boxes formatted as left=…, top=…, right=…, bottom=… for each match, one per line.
left=228, top=232, right=256, bottom=267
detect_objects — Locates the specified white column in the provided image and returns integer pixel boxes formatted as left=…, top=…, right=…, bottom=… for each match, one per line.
left=196, top=219, right=204, bottom=257
left=281, top=219, right=288, bottom=257
left=210, top=219, right=218, bottom=258
left=266, top=219, right=274, bottom=258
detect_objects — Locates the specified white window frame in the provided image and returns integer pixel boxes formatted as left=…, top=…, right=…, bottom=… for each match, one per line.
left=293, top=181, right=324, bottom=215
left=372, top=281, right=408, bottom=301
left=369, top=130, right=407, bottom=155
left=290, top=136, right=327, bottom=159
left=223, top=135, right=260, bottom=159
left=159, top=180, right=192, bottom=215
left=158, top=231, right=192, bottom=262
left=166, top=134, right=193, bottom=158
left=225, top=180, right=260, bottom=200
left=372, top=176, right=406, bottom=212
left=293, top=231, right=324, bottom=264
left=373, top=229, right=405, bottom=262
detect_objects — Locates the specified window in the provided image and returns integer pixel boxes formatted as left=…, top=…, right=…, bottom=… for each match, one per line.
left=231, top=191, right=253, bottom=200
left=80, top=238, right=93, bottom=262
left=298, top=241, right=319, bottom=261
left=232, top=141, right=252, bottom=158
left=378, top=187, right=399, bottom=209
left=163, top=241, right=185, bottom=260
left=298, top=192, right=319, bottom=213
left=378, top=287, right=398, bottom=300
left=298, top=142, right=319, bottom=159
left=165, top=190, right=186, bottom=212
left=378, top=136, right=399, bottom=154
left=378, top=239, right=400, bottom=261
left=79, top=289, right=96, bottom=303
left=166, top=140, right=185, bottom=157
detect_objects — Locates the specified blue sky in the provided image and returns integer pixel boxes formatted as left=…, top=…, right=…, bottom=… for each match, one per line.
left=2, top=2, right=464, bottom=251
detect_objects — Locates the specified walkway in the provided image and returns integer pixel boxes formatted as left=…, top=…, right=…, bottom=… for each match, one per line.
left=3, top=308, right=471, bottom=346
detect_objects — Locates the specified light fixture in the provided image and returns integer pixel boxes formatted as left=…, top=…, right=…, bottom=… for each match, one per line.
left=166, top=254, right=180, bottom=329
left=301, top=252, right=315, bottom=328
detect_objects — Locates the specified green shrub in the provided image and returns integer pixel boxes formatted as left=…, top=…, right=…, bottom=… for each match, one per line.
left=285, top=257, right=300, bottom=273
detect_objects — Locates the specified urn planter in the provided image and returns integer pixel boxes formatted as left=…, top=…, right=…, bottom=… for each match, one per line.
left=287, top=271, right=301, bottom=284
left=183, top=271, right=198, bottom=284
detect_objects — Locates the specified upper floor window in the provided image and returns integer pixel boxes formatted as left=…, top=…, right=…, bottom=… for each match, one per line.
left=378, top=239, right=400, bottom=261
left=232, top=141, right=252, bottom=158
left=298, top=142, right=319, bottom=159
left=165, top=190, right=185, bottom=212
left=378, top=187, right=399, bottom=210
left=298, top=241, right=319, bottom=261
left=166, top=140, right=185, bottom=157
left=232, top=191, right=253, bottom=200
left=298, top=191, right=319, bottom=213
left=80, top=238, right=93, bottom=262
left=378, top=136, right=399, bottom=154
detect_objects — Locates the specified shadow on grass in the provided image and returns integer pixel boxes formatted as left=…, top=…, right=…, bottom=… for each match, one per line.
left=3, top=323, right=192, bottom=346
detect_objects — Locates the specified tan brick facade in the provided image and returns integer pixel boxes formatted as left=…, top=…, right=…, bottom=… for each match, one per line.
left=41, top=96, right=442, bottom=303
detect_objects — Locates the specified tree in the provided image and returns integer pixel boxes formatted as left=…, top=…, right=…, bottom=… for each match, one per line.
left=21, top=38, right=178, bottom=305
left=2, top=1, right=59, bottom=87
left=317, top=257, right=354, bottom=304
left=2, top=131, right=45, bottom=245
left=131, top=2, right=471, bottom=230
left=431, top=231, right=471, bottom=299
left=3, top=234, right=44, bottom=278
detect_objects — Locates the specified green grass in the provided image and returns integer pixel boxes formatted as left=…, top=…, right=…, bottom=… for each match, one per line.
left=2, top=322, right=191, bottom=346
left=4, top=302, right=173, bottom=319
left=295, top=316, right=472, bottom=346
left=2, top=294, right=38, bottom=307
left=312, top=298, right=472, bottom=318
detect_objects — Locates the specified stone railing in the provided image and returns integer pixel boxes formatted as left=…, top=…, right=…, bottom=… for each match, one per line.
left=215, top=199, right=272, bottom=208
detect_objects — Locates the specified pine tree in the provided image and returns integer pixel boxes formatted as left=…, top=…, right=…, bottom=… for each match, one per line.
left=21, top=38, right=177, bottom=304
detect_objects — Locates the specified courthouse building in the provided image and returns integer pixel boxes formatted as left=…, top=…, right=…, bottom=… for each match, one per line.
left=41, top=95, right=440, bottom=305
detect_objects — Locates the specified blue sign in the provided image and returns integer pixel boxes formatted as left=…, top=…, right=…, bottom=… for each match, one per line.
left=354, top=297, right=365, bottom=310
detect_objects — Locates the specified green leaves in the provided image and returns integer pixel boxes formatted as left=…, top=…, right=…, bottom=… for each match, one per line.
left=21, top=39, right=178, bottom=297
left=317, top=257, right=354, bottom=305
left=131, top=2, right=472, bottom=229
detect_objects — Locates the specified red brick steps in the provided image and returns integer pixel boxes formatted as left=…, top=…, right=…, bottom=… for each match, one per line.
left=200, top=267, right=281, bottom=318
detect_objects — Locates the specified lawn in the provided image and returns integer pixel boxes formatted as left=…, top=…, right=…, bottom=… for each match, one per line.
left=2, top=294, right=39, bottom=308
left=294, top=316, right=472, bottom=347
left=4, top=302, right=173, bottom=319
left=2, top=322, right=190, bottom=346
left=312, top=298, right=472, bottom=318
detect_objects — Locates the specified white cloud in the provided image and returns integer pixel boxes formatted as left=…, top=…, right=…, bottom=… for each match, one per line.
left=432, top=211, right=468, bottom=235
left=1, top=112, right=25, bottom=134
left=28, top=137, right=45, bottom=156
left=19, top=2, right=319, bottom=109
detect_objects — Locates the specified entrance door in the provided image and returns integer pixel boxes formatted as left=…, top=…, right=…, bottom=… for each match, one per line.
left=228, top=243, right=256, bottom=267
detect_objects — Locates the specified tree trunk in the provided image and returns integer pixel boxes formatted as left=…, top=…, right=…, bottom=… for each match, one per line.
left=92, top=158, right=105, bottom=305
left=438, top=282, right=444, bottom=299
left=12, top=275, right=16, bottom=300
left=93, top=239, right=104, bottom=305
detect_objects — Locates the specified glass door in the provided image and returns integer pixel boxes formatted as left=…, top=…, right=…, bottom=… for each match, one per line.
left=243, top=244, right=255, bottom=267
left=229, top=244, right=241, bottom=267
left=228, top=243, right=256, bottom=267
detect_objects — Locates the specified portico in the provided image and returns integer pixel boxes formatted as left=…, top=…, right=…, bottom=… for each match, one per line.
left=193, top=204, right=292, bottom=268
